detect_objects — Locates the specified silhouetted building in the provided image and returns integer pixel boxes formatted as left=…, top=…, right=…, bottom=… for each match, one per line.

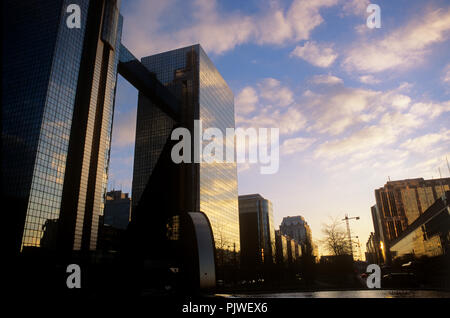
left=280, top=215, right=313, bottom=256
left=238, top=194, right=276, bottom=269
left=275, top=230, right=289, bottom=266
left=104, top=190, right=131, bottom=230
left=3, top=0, right=123, bottom=254
left=286, top=236, right=301, bottom=264
left=366, top=232, right=383, bottom=264
left=131, top=44, right=240, bottom=266
left=374, top=178, right=450, bottom=243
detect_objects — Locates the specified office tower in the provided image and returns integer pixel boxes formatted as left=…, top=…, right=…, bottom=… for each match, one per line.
left=103, top=190, right=131, bottom=229
left=3, top=0, right=122, bottom=254
left=374, top=177, right=450, bottom=242
left=275, top=230, right=289, bottom=265
left=280, top=215, right=313, bottom=254
left=238, top=194, right=276, bottom=268
left=132, top=44, right=240, bottom=261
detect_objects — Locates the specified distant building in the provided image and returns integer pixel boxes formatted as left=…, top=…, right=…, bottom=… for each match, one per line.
left=280, top=215, right=313, bottom=256
left=374, top=177, right=450, bottom=243
left=312, top=242, right=319, bottom=263
left=238, top=194, right=276, bottom=269
left=104, top=190, right=131, bottom=230
left=275, top=230, right=289, bottom=265
left=286, top=236, right=301, bottom=264
left=365, top=232, right=383, bottom=264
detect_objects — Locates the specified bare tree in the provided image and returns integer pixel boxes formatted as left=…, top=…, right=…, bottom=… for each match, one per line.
left=320, top=216, right=351, bottom=256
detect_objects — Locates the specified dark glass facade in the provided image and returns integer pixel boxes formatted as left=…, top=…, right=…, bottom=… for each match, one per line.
left=374, top=178, right=450, bottom=243
left=2, top=0, right=122, bottom=254
left=238, top=194, right=276, bottom=268
left=389, top=191, right=450, bottom=262
left=133, top=45, right=240, bottom=260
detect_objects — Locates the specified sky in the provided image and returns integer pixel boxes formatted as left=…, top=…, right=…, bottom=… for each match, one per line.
left=108, top=0, right=450, bottom=257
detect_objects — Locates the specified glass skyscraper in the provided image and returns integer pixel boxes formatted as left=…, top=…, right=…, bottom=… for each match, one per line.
left=133, top=45, right=240, bottom=260
left=3, top=0, right=122, bottom=254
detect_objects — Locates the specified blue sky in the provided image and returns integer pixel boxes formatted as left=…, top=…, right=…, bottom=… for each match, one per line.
left=109, top=0, right=450, bottom=256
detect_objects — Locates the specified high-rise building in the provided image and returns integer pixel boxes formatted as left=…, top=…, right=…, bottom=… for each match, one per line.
left=280, top=215, right=313, bottom=255
left=132, top=44, right=240, bottom=260
left=3, top=0, right=122, bottom=254
left=374, top=178, right=450, bottom=243
left=238, top=194, right=276, bottom=268
left=103, top=190, right=131, bottom=229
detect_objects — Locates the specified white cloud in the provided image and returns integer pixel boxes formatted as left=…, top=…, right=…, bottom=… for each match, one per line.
left=281, top=137, right=316, bottom=155
left=341, top=0, right=370, bottom=16
left=290, top=41, right=338, bottom=67
left=400, top=130, right=450, bottom=152
left=409, top=101, right=450, bottom=118
left=236, top=78, right=306, bottom=135
left=359, top=75, right=380, bottom=84
left=343, top=8, right=450, bottom=73
left=122, top=0, right=347, bottom=57
left=235, top=86, right=258, bottom=115
left=306, top=86, right=380, bottom=135
left=313, top=99, right=450, bottom=161
left=310, top=74, right=343, bottom=85
left=258, top=78, right=294, bottom=107
left=237, top=106, right=307, bottom=135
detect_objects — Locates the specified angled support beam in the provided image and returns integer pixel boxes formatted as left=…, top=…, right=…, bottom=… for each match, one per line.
left=118, top=44, right=180, bottom=121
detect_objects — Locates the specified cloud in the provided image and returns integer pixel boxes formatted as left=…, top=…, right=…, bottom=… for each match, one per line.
left=409, top=101, right=450, bottom=118
left=235, top=86, right=258, bottom=115
left=313, top=99, right=450, bottom=161
left=281, top=137, right=316, bottom=155
left=290, top=41, right=338, bottom=67
left=443, top=63, right=450, bottom=84
left=237, top=106, right=307, bottom=135
left=258, top=78, right=294, bottom=107
left=122, top=0, right=348, bottom=57
left=400, top=129, right=450, bottom=152
left=358, top=75, right=380, bottom=84
left=305, top=86, right=380, bottom=135
left=310, top=74, right=343, bottom=85
left=341, top=0, right=370, bottom=16
left=343, top=8, right=450, bottom=73
left=236, top=78, right=305, bottom=135
left=111, top=108, right=137, bottom=148
left=304, top=82, right=419, bottom=136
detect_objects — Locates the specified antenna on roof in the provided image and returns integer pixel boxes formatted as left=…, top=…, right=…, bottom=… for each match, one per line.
left=439, top=167, right=445, bottom=195
left=446, top=156, right=450, bottom=176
